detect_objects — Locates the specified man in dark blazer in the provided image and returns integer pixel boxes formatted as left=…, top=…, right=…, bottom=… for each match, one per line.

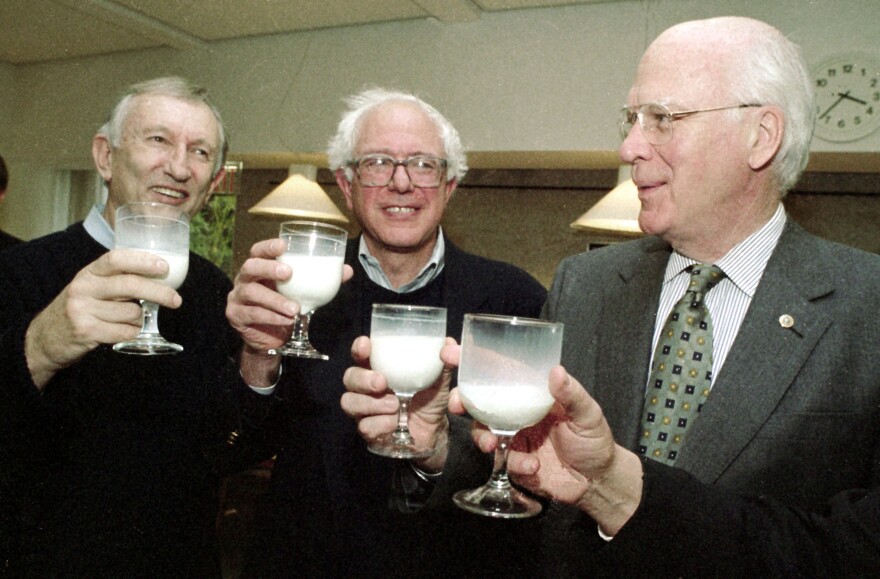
left=228, top=88, right=547, bottom=577
left=348, top=15, right=880, bottom=576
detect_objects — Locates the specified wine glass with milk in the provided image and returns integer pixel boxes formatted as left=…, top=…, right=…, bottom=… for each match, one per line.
left=271, top=220, right=347, bottom=359
left=368, top=304, right=447, bottom=459
left=453, top=314, right=564, bottom=518
left=113, top=201, right=190, bottom=355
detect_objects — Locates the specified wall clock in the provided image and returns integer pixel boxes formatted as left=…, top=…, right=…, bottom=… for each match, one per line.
left=812, top=53, right=880, bottom=142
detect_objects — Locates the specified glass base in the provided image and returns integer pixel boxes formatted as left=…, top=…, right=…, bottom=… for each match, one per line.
left=113, top=334, right=183, bottom=356
left=453, top=484, right=542, bottom=519
left=269, top=339, right=328, bottom=360
left=367, top=432, right=436, bottom=460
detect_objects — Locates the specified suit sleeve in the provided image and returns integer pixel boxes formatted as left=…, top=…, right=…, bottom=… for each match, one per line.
left=588, top=459, right=880, bottom=576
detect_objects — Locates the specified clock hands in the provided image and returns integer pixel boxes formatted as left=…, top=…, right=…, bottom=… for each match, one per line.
left=839, top=92, right=868, bottom=106
left=819, top=91, right=869, bottom=121
left=812, top=55, right=880, bottom=141
left=818, top=92, right=847, bottom=120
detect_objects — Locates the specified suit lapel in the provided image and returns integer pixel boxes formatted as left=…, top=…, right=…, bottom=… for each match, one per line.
left=594, top=240, right=670, bottom=448
left=676, top=221, right=835, bottom=482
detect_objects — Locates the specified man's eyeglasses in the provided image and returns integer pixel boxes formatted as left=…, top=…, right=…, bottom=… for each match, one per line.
left=619, top=103, right=763, bottom=145
left=350, top=154, right=448, bottom=188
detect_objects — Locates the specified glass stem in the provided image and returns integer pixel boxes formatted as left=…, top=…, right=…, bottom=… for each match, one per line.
left=291, top=311, right=313, bottom=343
left=488, top=435, right=513, bottom=491
left=391, top=394, right=415, bottom=446
left=139, top=300, right=161, bottom=337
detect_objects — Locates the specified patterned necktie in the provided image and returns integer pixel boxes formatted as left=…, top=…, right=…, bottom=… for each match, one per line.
left=639, top=264, right=725, bottom=465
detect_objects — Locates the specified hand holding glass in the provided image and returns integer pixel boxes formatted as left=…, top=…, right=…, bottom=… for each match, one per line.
left=453, top=314, right=564, bottom=518
left=271, top=221, right=347, bottom=359
left=368, top=304, right=447, bottom=459
left=113, top=202, right=190, bottom=355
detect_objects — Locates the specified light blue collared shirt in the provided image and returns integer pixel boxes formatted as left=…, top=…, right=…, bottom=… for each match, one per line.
left=358, top=228, right=446, bottom=293
left=83, top=204, right=114, bottom=249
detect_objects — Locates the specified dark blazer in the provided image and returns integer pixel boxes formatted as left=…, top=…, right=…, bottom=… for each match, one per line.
left=246, top=236, right=548, bottom=578
left=540, top=218, right=880, bottom=574
left=589, top=460, right=880, bottom=577
left=0, top=229, right=21, bottom=252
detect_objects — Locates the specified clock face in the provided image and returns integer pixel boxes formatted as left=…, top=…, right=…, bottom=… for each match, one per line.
left=813, top=53, right=880, bottom=142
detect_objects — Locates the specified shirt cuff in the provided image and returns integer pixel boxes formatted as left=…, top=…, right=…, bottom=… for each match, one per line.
left=597, top=525, right=615, bottom=542
left=410, top=462, right=443, bottom=484
left=242, top=361, right=282, bottom=395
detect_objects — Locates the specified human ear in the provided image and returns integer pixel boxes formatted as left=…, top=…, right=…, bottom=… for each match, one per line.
left=336, top=168, right=355, bottom=211
left=92, top=134, right=114, bottom=182
left=748, top=106, right=784, bottom=171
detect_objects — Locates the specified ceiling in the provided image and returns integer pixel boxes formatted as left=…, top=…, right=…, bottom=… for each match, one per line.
left=2, top=0, right=620, bottom=65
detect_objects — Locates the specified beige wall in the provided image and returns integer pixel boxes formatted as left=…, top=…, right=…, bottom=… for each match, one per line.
left=0, top=64, right=14, bottom=143
left=1, top=0, right=878, bottom=246
left=3, top=0, right=880, bottom=166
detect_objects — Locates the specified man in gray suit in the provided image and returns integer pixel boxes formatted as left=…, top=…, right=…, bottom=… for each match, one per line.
left=345, top=15, right=880, bottom=576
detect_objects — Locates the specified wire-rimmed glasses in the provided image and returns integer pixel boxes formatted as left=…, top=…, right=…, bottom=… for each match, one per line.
left=350, top=154, right=448, bottom=188
left=619, top=103, right=762, bottom=145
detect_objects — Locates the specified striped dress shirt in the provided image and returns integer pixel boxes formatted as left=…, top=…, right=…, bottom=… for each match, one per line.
left=648, top=203, right=787, bottom=388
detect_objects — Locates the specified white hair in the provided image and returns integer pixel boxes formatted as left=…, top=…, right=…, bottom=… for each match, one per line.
left=327, top=88, right=468, bottom=183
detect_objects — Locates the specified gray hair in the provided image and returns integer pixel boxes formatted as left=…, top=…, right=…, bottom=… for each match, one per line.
left=327, top=88, right=468, bottom=183
left=98, top=76, right=228, bottom=176
left=722, top=21, right=815, bottom=194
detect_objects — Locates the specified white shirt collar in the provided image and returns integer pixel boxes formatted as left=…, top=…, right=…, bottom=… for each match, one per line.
left=664, top=204, right=787, bottom=298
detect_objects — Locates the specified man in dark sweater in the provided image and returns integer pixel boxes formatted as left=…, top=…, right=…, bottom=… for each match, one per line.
left=230, top=89, right=547, bottom=576
left=0, top=77, right=274, bottom=576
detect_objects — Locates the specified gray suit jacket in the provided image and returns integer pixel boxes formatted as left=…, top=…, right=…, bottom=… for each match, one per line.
left=544, top=218, right=880, bottom=511
left=434, top=218, right=880, bottom=576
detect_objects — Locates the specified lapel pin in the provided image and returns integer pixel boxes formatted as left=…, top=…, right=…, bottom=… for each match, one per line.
left=778, top=314, right=795, bottom=329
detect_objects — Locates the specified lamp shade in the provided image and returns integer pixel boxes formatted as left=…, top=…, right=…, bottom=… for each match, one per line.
left=570, top=178, right=642, bottom=235
left=248, top=168, right=349, bottom=225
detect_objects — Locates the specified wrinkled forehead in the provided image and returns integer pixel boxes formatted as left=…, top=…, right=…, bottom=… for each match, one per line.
left=124, top=93, right=221, bottom=145
left=629, top=18, right=770, bottom=108
left=357, top=101, right=444, bottom=155
left=629, top=35, right=734, bottom=108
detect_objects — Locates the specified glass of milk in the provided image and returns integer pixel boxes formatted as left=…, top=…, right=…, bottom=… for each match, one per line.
left=453, top=314, right=564, bottom=518
left=368, top=304, right=447, bottom=459
left=272, top=220, right=347, bottom=359
left=113, top=202, right=190, bottom=355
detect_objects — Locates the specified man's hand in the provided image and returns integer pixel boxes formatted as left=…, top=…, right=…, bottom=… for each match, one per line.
left=25, top=249, right=183, bottom=389
left=342, top=336, right=455, bottom=472
left=508, top=368, right=618, bottom=503
left=449, top=360, right=644, bottom=535
left=227, top=238, right=299, bottom=355
left=227, top=238, right=354, bottom=387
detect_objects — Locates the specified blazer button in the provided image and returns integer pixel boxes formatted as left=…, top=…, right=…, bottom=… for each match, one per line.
left=778, top=314, right=795, bottom=329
